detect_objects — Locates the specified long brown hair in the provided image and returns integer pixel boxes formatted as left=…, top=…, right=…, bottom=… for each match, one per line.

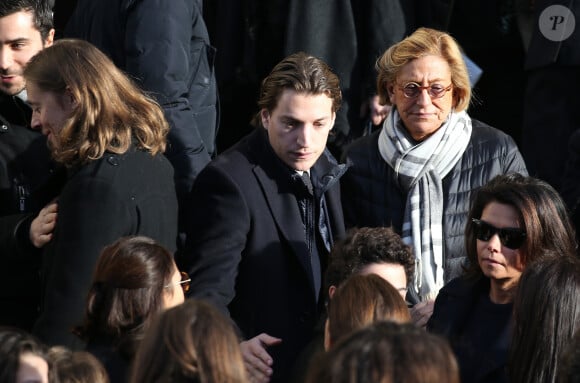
left=307, top=321, right=460, bottom=383
left=130, top=299, right=249, bottom=383
left=23, top=39, right=169, bottom=166
left=326, top=274, right=411, bottom=348
left=75, top=236, right=177, bottom=359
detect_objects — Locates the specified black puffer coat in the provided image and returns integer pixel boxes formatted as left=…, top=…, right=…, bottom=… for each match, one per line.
left=341, top=119, right=528, bottom=284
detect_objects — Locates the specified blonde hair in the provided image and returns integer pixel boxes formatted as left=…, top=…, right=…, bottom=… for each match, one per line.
left=24, top=39, right=169, bottom=166
left=376, top=27, right=471, bottom=112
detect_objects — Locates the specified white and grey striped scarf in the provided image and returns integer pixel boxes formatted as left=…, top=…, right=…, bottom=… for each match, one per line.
left=378, top=108, right=472, bottom=301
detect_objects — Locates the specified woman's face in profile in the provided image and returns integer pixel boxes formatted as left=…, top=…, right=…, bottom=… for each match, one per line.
left=16, top=352, right=49, bottom=383
left=26, top=81, right=75, bottom=151
left=388, top=55, right=454, bottom=141
left=476, top=201, right=525, bottom=285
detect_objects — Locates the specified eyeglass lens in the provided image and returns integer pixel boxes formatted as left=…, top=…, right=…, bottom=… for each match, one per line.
left=180, top=271, right=191, bottom=293
left=471, top=219, right=526, bottom=250
left=401, top=83, right=450, bottom=98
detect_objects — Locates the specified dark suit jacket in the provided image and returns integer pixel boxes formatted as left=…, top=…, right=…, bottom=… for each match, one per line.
left=32, top=148, right=178, bottom=348
left=179, top=128, right=346, bottom=383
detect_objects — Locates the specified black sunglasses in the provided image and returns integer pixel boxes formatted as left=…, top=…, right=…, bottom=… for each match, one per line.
left=471, top=218, right=526, bottom=250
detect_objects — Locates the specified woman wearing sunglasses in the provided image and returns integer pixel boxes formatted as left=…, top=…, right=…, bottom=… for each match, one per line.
left=427, top=173, right=577, bottom=383
left=74, top=236, right=191, bottom=383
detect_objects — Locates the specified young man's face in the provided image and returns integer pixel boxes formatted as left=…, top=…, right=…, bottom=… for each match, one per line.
left=0, top=11, right=53, bottom=96
left=261, top=89, right=336, bottom=171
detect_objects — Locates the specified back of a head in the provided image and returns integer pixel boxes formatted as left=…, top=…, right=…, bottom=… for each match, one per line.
left=48, top=346, right=109, bottom=383
left=308, top=321, right=459, bottom=383
left=326, top=274, right=410, bottom=348
left=130, top=299, right=248, bottom=383
left=0, top=327, right=47, bottom=383
left=77, top=236, right=176, bottom=358
left=509, top=255, right=580, bottom=383
left=325, top=227, right=415, bottom=293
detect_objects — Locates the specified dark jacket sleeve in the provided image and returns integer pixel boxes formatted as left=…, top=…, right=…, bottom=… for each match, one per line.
left=124, top=0, right=214, bottom=193
left=178, top=163, right=250, bottom=317
left=33, top=178, right=131, bottom=347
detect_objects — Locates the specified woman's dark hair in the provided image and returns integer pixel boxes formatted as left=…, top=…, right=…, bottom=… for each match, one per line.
left=75, top=236, right=177, bottom=359
left=465, top=173, right=576, bottom=278
left=306, top=321, right=459, bottom=383
left=0, top=327, right=48, bottom=382
left=130, top=299, right=248, bottom=383
left=508, top=256, right=580, bottom=383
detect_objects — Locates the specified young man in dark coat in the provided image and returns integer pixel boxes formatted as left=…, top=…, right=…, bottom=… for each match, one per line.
left=179, top=52, right=346, bottom=383
left=0, top=0, right=57, bottom=331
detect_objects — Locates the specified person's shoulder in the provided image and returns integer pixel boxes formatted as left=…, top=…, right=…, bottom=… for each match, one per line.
left=343, top=130, right=380, bottom=158
left=439, top=275, right=482, bottom=298
left=470, top=119, right=516, bottom=143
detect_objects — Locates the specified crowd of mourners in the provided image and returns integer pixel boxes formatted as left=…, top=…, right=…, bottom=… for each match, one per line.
left=2, top=1, right=580, bottom=382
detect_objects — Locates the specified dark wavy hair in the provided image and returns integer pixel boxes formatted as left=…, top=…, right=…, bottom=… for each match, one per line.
left=307, top=321, right=459, bottom=383
left=0, top=0, right=54, bottom=41
left=509, top=256, right=580, bottom=383
left=251, top=51, right=342, bottom=127
left=0, top=327, right=48, bottom=382
left=465, top=173, right=577, bottom=279
left=325, top=226, right=415, bottom=292
left=75, top=236, right=177, bottom=360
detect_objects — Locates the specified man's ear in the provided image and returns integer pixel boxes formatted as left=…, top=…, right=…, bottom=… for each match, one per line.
left=260, top=109, right=271, bottom=130
left=44, top=28, right=55, bottom=47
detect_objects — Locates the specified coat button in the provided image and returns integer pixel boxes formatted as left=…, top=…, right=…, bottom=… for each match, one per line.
left=107, top=155, right=119, bottom=166
left=0, top=124, right=8, bottom=132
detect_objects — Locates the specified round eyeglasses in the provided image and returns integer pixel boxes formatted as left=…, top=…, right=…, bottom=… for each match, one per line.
left=398, top=82, right=453, bottom=99
left=164, top=271, right=191, bottom=293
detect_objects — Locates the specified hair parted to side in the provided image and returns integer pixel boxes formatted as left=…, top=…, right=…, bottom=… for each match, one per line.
left=130, top=299, right=249, bottom=383
left=376, top=27, right=471, bottom=112
left=509, top=256, right=580, bottom=383
left=23, top=39, right=169, bottom=166
left=307, top=321, right=460, bottom=383
left=0, top=327, right=48, bottom=383
left=0, top=0, right=54, bottom=41
left=251, top=51, right=342, bottom=127
left=48, top=346, right=109, bottom=383
left=325, top=226, right=415, bottom=293
left=326, top=274, right=410, bottom=348
left=75, top=236, right=176, bottom=360
left=464, top=173, right=577, bottom=279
